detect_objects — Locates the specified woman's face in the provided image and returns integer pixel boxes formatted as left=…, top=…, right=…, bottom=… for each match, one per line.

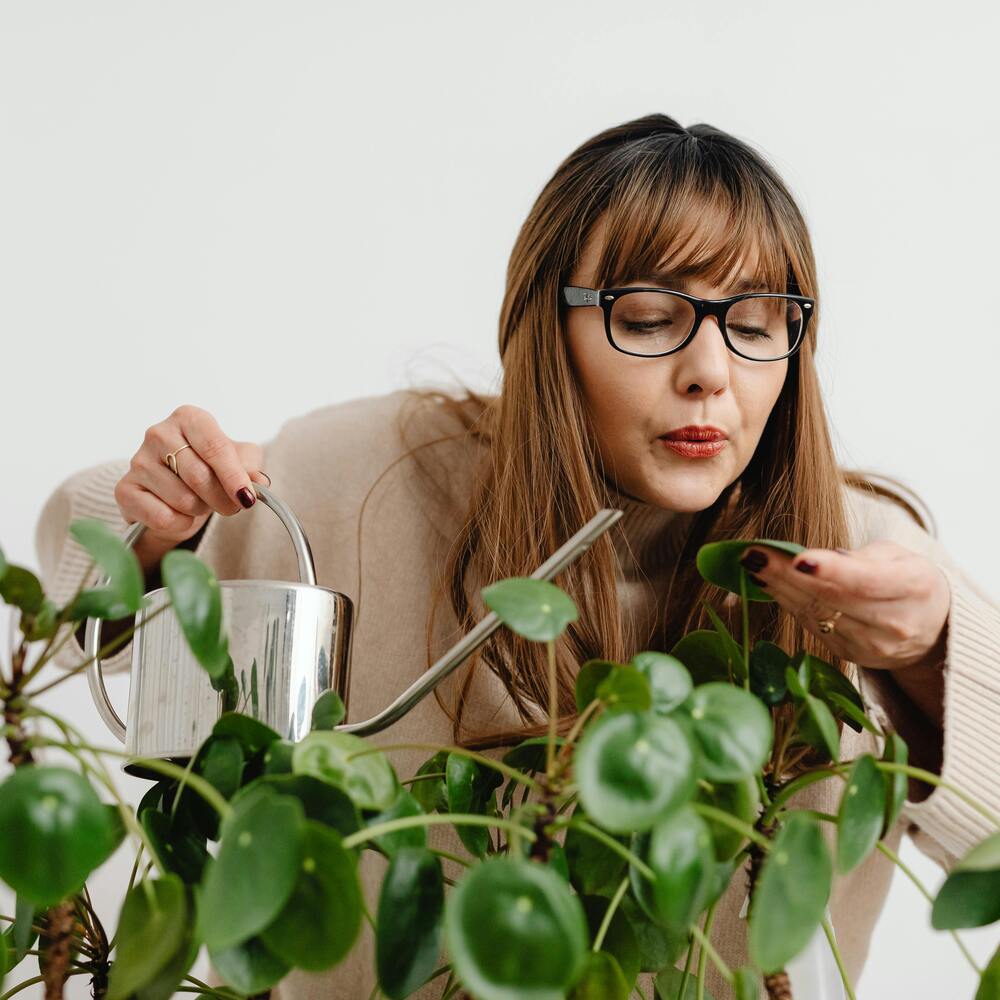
left=565, top=216, right=789, bottom=513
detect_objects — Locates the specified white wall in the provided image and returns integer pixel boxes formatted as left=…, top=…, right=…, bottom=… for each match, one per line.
left=1, top=2, right=998, bottom=997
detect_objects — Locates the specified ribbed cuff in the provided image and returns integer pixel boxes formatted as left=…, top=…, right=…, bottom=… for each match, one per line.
left=899, top=561, right=1000, bottom=865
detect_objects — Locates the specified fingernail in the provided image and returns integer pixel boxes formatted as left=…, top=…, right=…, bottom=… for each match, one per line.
left=740, top=550, right=768, bottom=572
left=795, top=559, right=818, bottom=575
left=237, top=486, right=256, bottom=509
left=748, top=573, right=767, bottom=588
left=835, top=547, right=850, bottom=555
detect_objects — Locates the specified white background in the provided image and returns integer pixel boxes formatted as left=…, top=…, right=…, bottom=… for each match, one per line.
left=2, top=2, right=998, bottom=997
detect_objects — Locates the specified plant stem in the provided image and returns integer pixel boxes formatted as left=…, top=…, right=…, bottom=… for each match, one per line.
left=690, top=803, right=773, bottom=851
left=345, top=742, right=540, bottom=792
left=592, top=876, right=629, bottom=952
left=690, top=904, right=732, bottom=992
left=739, top=569, right=750, bottom=692
left=875, top=841, right=981, bottom=975
left=553, top=817, right=655, bottom=881
left=763, top=767, right=842, bottom=824
left=181, top=975, right=244, bottom=1000
left=546, top=639, right=558, bottom=778
left=342, top=812, right=536, bottom=851
left=0, top=970, right=90, bottom=1000
left=821, top=916, right=856, bottom=1000
left=873, top=761, right=1000, bottom=830
left=674, top=933, right=696, bottom=1000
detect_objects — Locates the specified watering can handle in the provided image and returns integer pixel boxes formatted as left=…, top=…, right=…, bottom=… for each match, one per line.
left=85, top=483, right=318, bottom=743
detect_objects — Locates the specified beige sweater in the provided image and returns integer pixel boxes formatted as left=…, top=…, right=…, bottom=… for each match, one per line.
left=34, top=388, right=1000, bottom=1000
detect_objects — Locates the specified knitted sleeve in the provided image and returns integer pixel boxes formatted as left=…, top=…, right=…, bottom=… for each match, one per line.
left=846, top=487, right=1000, bottom=871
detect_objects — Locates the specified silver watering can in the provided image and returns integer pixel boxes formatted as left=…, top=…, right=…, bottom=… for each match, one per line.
left=85, top=483, right=622, bottom=775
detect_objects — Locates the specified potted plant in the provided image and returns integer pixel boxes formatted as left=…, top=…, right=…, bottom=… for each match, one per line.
left=1, top=519, right=998, bottom=1000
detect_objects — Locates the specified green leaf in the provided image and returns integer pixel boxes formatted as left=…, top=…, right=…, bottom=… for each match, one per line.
left=748, top=641, right=789, bottom=706
left=564, top=809, right=627, bottom=896
left=246, top=774, right=361, bottom=837
left=444, top=857, right=588, bottom=1000
left=575, top=711, right=696, bottom=834
left=580, top=895, right=640, bottom=987
left=133, top=915, right=198, bottom=1000
left=0, top=765, right=121, bottom=906
left=262, top=739, right=296, bottom=775
left=619, top=894, right=688, bottom=972
left=568, top=951, right=630, bottom=999
left=575, top=659, right=617, bottom=712
left=106, top=876, right=188, bottom=1000
left=799, top=693, right=841, bottom=762
left=631, top=652, right=693, bottom=716
left=804, top=655, right=866, bottom=732
left=409, top=751, right=450, bottom=813
left=367, top=788, right=427, bottom=857
left=140, top=810, right=209, bottom=883
left=212, top=711, right=281, bottom=754
left=882, top=731, right=909, bottom=835
left=259, top=821, right=362, bottom=971
left=748, top=811, right=832, bottom=973
left=376, top=847, right=444, bottom=999
left=161, top=548, right=230, bottom=677
left=502, top=736, right=566, bottom=774
left=66, top=517, right=145, bottom=616
left=293, top=731, right=398, bottom=811
left=695, top=538, right=804, bottom=598
left=311, top=690, right=346, bottom=730
left=696, top=776, right=761, bottom=861
left=827, top=692, right=880, bottom=736
left=932, top=832, right=1000, bottom=929
left=596, top=663, right=652, bottom=712
left=976, top=942, right=1000, bottom=1000
left=0, top=564, right=46, bottom=617
left=209, top=935, right=290, bottom=995
left=700, top=599, right=748, bottom=684
left=200, top=785, right=305, bottom=952
left=836, top=754, right=886, bottom=874
left=638, top=807, right=716, bottom=937
left=680, top=683, right=773, bottom=782
left=2, top=897, right=36, bottom=968
left=480, top=576, right=579, bottom=642
left=446, top=754, right=503, bottom=857
left=183, top=735, right=245, bottom=840
left=733, top=967, right=761, bottom=1000
left=654, top=966, right=716, bottom=999
left=669, top=630, right=734, bottom=685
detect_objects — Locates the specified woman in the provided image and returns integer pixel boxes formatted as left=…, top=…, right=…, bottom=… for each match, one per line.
left=36, top=114, right=1000, bottom=999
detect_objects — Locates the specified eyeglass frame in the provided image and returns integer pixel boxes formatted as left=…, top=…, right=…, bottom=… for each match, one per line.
left=561, top=284, right=815, bottom=362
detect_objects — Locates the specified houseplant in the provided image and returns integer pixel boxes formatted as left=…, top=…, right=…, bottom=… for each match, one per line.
left=1, top=518, right=998, bottom=1000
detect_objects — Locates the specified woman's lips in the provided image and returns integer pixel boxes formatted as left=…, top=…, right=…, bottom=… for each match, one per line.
left=660, top=438, right=727, bottom=458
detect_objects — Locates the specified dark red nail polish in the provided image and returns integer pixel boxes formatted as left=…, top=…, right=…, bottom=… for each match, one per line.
left=795, top=560, right=818, bottom=575
left=237, top=486, right=256, bottom=509
left=741, top=550, right=768, bottom=572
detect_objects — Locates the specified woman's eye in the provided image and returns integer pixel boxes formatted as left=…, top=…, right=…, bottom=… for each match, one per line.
left=729, top=325, right=772, bottom=340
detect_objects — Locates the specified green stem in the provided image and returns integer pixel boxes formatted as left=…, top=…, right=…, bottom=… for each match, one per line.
left=690, top=803, right=772, bottom=851
left=674, top=932, right=696, bottom=1000
left=763, top=766, right=840, bottom=824
left=821, top=916, right=856, bottom=1000
left=345, top=742, right=540, bottom=792
left=875, top=841, right=981, bottom=975
left=546, top=638, right=558, bottom=778
left=342, top=812, right=536, bottom=851
left=31, top=736, right=232, bottom=819
left=690, top=905, right=732, bottom=990
left=554, top=817, right=655, bottom=881
left=0, top=970, right=90, bottom=1000
left=592, top=876, right=629, bottom=952
left=739, top=569, right=750, bottom=692
left=181, top=975, right=244, bottom=1000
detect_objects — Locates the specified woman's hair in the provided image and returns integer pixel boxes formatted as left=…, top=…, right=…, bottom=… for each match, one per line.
left=362, top=113, right=930, bottom=768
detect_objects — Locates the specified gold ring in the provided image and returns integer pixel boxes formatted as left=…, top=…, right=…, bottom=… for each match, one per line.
left=164, top=443, right=192, bottom=476
left=817, top=609, right=844, bottom=634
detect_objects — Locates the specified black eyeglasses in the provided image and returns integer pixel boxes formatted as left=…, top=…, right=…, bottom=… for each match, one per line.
left=562, top=285, right=814, bottom=362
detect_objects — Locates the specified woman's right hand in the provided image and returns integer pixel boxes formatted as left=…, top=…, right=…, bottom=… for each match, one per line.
left=114, top=405, right=270, bottom=570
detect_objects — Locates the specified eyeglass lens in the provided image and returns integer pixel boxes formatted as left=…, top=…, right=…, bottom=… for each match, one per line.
left=610, top=291, right=803, bottom=360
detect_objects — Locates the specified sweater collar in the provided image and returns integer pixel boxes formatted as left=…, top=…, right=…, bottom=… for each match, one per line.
left=601, top=479, right=692, bottom=581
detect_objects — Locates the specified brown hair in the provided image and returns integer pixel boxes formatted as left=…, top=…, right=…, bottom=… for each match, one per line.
left=363, top=114, right=930, bottom=769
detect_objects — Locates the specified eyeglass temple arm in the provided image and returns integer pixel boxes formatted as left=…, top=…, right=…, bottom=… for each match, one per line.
left=562, top=286, right=599, bottom=306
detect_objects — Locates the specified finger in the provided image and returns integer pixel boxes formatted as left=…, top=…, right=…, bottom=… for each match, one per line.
left=174, top=406, right=259, bottom=510
left=743, top=545, right=914, bottom=605
left=135, top=456, right=214, bottom=520
left=116, top=478, right=203, bottom=538
left=751, top=568, right=887, bottom=632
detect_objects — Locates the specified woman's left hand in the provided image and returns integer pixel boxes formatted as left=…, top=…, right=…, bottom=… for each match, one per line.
left=737, top=541, right=951, bottom=673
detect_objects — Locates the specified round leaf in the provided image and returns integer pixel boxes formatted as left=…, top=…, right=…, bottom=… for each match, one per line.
left=209, top=936, right=289, bottom=995
left=0, top=765, right=120, bottom=906
left=480, top=577, right=579, bottom=642
left=932, top=833, right=1000, bottom=929
left=106, top=876, right=188, bottom=1000
left=695, top=538, right=804, bottom=598
left=748, top=642, right=789, bottom=706
left=564, top=811, right=627, bottom=897
left=212, top=712, right=281, bottom=754
left=682, top=683, right=773, bottom=782
left=881, top=731, right=909, bottom=836
left=580, top=895, right=641, bottom=987
left=311, top=690, right=346, bottom=730
left=161, top=548, right=230, bottom=677
left=376, top=847, right=444, bottom=999
left=669, top=631, right=733, bottom=686
left=575, top=711, right=696, bottom=834
left=200, top=786, right=305, bottom=953
left=696, top=776, right=761, bottom=861
left=247, top=773, right=361, bottom=836
left=259, top=821, right=362, bottom=970
left=575, top=660, right=616, bottom=712
left=836, top=754, right=886, bottom=874
left=367, top=788, right=427, bottom=857
left=568, top=951, right=629, bottom=999
left=445, top=857, right=588, bottom=1000
left=631, top=652, right=693, bottom=716
left=596, top=664, right=652, bottom=713
left=293, top=730, right=398, bottom=811
left=748, top=812, right=832, bottom=973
